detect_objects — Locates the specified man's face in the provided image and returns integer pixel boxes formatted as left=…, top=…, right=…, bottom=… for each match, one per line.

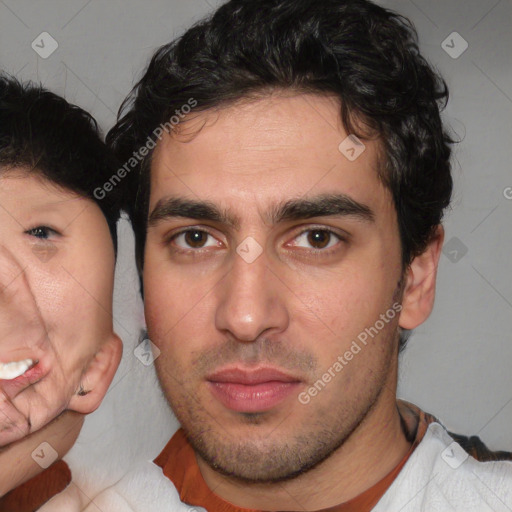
left=0, top=171, right=117, bottom=446
left=145, top=94, right=405, bottom=481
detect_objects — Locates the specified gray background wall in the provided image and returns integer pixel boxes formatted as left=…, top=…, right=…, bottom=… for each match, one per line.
left=0, top=0, right=510, bottom=497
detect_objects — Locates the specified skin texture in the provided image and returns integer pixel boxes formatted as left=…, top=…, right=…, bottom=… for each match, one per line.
left=0, top=170, right=122, bottom=448
left=144, top=93, right=443, bottom=510
left=0, top=410, right=84, bottom=496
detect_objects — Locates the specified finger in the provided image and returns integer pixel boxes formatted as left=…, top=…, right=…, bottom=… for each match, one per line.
left=0, top=389, right=30, bottom=447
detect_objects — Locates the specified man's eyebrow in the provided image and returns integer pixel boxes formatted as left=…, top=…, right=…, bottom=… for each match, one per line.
left=270, top=194, right=375, bottom=224
left=148, top=197, right=239, bottom=228
left=148, top=193, right=374, bottom=229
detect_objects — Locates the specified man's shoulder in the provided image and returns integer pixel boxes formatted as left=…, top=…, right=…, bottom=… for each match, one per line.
left=375, top=422, right=512, bottom=512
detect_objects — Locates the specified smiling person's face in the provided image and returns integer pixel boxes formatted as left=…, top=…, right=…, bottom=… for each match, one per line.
left=144, top=93, right=441, bottom=485
left=0, top=170, right=121, bottom=446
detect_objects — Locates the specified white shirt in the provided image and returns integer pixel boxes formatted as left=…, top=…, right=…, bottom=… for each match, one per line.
left=374, top=422, right=512, bottom=511
left=42, top=421, right=512, bottom=511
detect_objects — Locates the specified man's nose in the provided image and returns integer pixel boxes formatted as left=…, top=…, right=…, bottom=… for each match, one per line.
left=214, top=248, right=289, bottom=343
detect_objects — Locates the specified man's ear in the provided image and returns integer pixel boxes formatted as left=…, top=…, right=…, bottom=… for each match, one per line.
left=68, top=333, right=122, bottom=415
left=399, top=225, right=444, bottom=330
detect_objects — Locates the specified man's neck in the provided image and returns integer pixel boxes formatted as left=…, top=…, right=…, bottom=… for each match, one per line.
left=0, top=411, right=83, bottom=496
left=197, top=391, right=410, bottom=511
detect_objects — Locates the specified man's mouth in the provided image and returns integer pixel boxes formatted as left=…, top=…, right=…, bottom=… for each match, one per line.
left=206, top=367, right=302, bottom=413
left=0, top=359, right=35, bottom=380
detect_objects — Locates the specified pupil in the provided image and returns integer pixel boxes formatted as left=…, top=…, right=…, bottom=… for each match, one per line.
left=33, top=228, right=47, bottom=238
left=186, top=231, right=206, bottom=247
left=308, top=230, right=329, bottom=248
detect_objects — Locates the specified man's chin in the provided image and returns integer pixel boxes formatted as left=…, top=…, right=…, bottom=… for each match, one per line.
left=188, top=423, right=331, bottom=484
left=197, top=447, right=323, bottom=484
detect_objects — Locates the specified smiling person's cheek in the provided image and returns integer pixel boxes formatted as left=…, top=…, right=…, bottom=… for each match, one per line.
left=28, top=216, right=115, bottom=338
left=23, top=205, right=116, bottom=411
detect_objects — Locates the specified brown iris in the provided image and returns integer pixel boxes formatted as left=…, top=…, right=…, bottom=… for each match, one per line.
left=307, top=230, right=331, bottom=249
left=184, top=230, right=208, bottom=248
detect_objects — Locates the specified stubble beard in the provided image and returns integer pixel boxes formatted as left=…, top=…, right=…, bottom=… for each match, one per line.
left=157, top=329, right=397, bottom=484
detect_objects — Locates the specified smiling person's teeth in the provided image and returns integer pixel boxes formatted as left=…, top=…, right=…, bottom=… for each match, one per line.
left=0, top=359, right=34, bottom=380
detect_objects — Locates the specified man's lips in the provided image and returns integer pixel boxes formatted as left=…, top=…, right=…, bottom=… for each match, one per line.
left=206, top=367, right=302, bottom=413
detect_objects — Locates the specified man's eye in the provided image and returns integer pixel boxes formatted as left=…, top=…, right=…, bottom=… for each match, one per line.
left=25, top=226, right=58, bottom=240
left=291, top=229, right=341, bottom=250
left=172, top=230, right=220, bottom=249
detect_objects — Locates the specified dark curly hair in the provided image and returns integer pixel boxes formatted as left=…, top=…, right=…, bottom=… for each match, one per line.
left=0, top=74, right=121, bottom=252
left=108, top=0, right=454, bottom=348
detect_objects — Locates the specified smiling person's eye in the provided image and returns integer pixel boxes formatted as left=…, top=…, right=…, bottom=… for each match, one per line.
left=172, top=229, right=221, bottom=250
left=25, top=226, right=59, bottom=240
left=291, top=229, right=343, bottom=250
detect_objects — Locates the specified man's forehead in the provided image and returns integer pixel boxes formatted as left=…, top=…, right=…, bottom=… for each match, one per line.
left=152, top=92, right=374, bottom=163
left=149, top=93, right=387, bottom=219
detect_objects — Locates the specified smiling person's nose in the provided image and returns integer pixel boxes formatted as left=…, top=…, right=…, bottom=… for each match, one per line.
left=214, top=251, right=289, bottom=343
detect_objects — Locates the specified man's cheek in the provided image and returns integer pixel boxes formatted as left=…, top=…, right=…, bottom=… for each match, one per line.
left=147, top=293, right=208, bottom=341
left=144, top=299, right=171, bottom=343
left=154, top=350, right=191, bottom=397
